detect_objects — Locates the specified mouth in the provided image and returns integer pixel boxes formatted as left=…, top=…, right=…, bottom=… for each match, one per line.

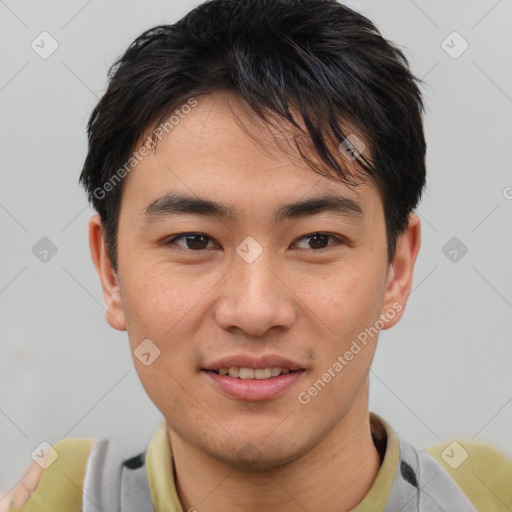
left=202, top=366, right=306, bottom=401
left=205, top=367, right=302, bottom=379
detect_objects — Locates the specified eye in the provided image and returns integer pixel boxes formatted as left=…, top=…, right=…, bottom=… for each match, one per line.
left=165, top=233, right=217, bottom=251
left=293, top=232, right=342, bottom=250
left=163, top=232, right=344, bottom=251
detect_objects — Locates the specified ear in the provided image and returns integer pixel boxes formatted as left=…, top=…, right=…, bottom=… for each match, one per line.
left=380, top=213, right=421, bottom=329
left=88, top=214, right=127, bottom=331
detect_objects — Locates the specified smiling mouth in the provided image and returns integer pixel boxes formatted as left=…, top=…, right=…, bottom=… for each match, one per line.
left=204, top=367, right=304, bottom=380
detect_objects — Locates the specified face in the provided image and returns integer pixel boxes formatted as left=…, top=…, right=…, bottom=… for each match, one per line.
left=90, top=90, right=420, bottom=471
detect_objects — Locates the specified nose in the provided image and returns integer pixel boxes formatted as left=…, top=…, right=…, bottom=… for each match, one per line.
left=213, top=248, right=297, bottom=337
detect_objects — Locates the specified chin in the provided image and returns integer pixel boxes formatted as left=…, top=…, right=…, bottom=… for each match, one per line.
left=211, top=438, right=307, bottom=473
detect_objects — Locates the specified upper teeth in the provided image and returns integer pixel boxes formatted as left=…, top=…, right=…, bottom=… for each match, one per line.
left=217, top=367, right=291, bottom=379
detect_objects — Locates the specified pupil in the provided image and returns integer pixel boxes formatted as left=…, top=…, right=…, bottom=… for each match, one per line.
left=187, top=234, right=208, bottom=250
left=308, top=234, right=329, bottom=249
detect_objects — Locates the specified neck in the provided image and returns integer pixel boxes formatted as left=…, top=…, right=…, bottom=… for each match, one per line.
left=168, top=395, right=380, bottom=512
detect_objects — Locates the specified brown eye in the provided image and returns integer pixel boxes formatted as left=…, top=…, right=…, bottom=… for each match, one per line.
left=167, top=233, right=216, bottom=250
left=307, top=234, right=330, bottom=249
left=294, top=233, right=340, bottom=250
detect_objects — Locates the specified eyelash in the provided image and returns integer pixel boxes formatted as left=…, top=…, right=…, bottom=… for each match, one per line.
left=162, top=232, right=345, bottom=252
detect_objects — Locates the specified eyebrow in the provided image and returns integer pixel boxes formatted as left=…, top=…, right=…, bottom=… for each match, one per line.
left=143, top=192, right=363, bottom=223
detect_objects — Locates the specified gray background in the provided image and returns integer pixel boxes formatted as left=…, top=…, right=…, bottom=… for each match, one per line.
left=1, top=0, right=511, bottom=495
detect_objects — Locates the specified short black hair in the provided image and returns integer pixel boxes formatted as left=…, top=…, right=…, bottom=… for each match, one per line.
left=80, top=0, right=426, bottom=270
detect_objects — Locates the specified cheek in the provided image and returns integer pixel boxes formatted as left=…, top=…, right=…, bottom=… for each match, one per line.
left=119, top=258, right=212, bottom=343
left=295, top=269, right=383, bottom=414
left=293, top=260, right=386, bottom=401
left=298, top=261, right=387, bottom=340
left=118, top=259, right=216, bottom=393
left=119, top=266, right=206, bottom=414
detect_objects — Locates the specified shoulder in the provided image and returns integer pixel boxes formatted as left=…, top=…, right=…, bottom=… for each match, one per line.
left=8, top=437, right=95, bottom=512
left=427, top=439, right=512, bottom=512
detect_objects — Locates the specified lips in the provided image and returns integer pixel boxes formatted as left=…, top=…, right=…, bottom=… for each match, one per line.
left=201, top=354, right=306, bottom=401
left=202, top=354, right=304, bottom=372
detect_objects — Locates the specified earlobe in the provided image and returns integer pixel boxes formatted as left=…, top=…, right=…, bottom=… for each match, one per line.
left=380, top=213, right=421, bottom=330
left=88, top=214, right=127, bottom=331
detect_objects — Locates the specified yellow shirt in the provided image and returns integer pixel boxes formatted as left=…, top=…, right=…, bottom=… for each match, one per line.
left=11, top=413, right=512, bottom=511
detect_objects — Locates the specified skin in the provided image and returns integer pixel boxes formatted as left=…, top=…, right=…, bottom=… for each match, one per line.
left=7, top=90, right=420, bottom=511
left=1, top=458, right=45, bottom=511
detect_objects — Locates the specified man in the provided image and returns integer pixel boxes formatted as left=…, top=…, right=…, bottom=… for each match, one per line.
left=5, top=0, right=511, bottom=510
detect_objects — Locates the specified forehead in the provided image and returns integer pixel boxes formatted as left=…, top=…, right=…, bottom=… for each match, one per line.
left=121, top=90, right=381, bottom=216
